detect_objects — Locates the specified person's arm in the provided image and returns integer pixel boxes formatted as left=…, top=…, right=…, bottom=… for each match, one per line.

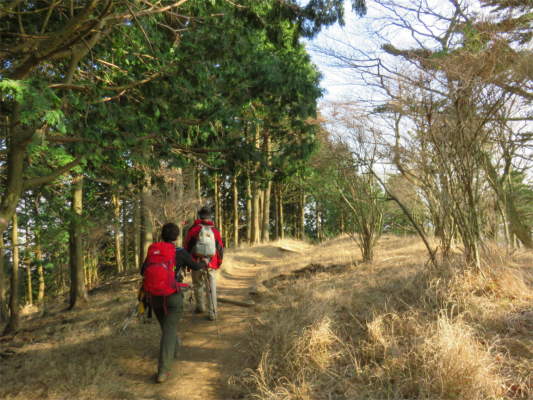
left=185, top=227, right=196, bottom=254
left=179, top=250, right=208, bottom=271
left=215, top=230, right=224, bottom=266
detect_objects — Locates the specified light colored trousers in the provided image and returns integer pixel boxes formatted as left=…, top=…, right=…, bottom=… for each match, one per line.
left=191, top=268, right=217, bottom=316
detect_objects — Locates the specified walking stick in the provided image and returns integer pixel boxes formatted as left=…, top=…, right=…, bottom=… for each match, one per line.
left=205, top=270, right=220, bottom=340
left=120, top=304, right=139, bottom=336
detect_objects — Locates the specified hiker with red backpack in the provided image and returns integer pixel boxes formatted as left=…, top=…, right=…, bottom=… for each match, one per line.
left=141, top=222, right=209, bottom=383
left=185, top=206, right=224, bottom=321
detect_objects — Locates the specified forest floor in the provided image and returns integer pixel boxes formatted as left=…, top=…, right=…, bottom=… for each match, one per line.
left=1, top=236, right=532, bottom=400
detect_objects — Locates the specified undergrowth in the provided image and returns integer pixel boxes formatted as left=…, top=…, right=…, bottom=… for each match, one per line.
left=236, top=236, right=533, bottom=400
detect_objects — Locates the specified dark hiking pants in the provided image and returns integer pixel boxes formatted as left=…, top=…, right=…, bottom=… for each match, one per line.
left=151, top=292, right=184, bottom=374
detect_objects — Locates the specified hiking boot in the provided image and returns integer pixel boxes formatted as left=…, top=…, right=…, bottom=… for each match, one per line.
left=174, top=338, right=181, bottom=358
left=207, top=314, right=215, bottom=321
left=195, top=307, right=205, bottom=314
left=156, top=372, right=170, bottom=383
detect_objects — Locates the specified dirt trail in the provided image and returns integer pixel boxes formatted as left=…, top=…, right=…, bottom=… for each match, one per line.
left=130, top=244, right=283, bottom=400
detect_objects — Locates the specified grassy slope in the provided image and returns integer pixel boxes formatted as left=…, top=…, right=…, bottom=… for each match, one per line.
left=235, top=236, right=533, bottom=400
left=0, top=236, right=531, bottom=400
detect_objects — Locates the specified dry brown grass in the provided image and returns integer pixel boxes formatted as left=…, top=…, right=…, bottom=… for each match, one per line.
left=0, top=273, right=163, bottom=399
left=235, top=235, right=533, bottom=400
left=0, top=236, right=531, bottom=400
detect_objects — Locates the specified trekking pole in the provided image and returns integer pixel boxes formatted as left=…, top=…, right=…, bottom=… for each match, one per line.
left=120, top=304, right=139, bottom=336
left=205, top=270, right=220, bottom=340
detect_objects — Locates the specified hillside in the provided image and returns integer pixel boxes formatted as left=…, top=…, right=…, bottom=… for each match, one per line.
left=1, top=236, right=532, bottom=400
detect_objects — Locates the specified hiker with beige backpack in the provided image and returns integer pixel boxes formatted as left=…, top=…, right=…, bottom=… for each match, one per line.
left=185, top=206, right=224, bottom=323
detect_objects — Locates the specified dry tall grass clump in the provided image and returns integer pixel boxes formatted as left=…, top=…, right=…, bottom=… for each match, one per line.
left=239, top=236, right=533, bottom=400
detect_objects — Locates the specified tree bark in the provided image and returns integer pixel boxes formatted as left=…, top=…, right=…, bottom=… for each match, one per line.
left=258, top=189, right=264, bottom=237
left=261, top=132, right=271, bottom=242
left=3, top=214, right=19, bottom=334
left=178, top=168, right=184, bottom=239
left=186, top=164, right=197, bottom=230
left=246, top=176, right=252, bottom=243
left=321, top=211, right=325, bottom=239
left=214, top=173, right=220, bottom=227
left=261, top=186, right=270, bottom=243
left=133, top=194, right=140, bottom=271
left=251, top=180, right=260, bottom=244
left=69, top=175, right=88, bottom=310
left=0, top=235, right=8, bottom=323
left=197, top=163, right=201, bottom=204
left=316, top=199, right=321, bottom=241
left=35, top=232, right=44, bottom=302
left=299, top=187, right=306, bottom=240
left=485, top=157, right=533, bottom=249
left=112, top=191, right=123, bottom=274
left=292, top=201, right=297, bottom=238
left=123, top=198, right=129, bottom=271
left=0, top=103, right=26, bottom=237
left=273, top=183, right=279, bottom=241
left=140, top=182, right=153, bottom=262
left=25, top=229, right=32, bottom=305
left=279, top=184, right=284, bottom=240
left=233, top=175, right=239, bottom=248
left=218, top=175, right=224, bottom=234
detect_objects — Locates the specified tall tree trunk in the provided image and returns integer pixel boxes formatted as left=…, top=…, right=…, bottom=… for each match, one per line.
left=0, top=235, right=8, bottom=323
left=68, top=175, right=88, bottom=310
left=257, top=189, right=263, bottom=240
left=0, top=103, right=25, bottom=237
left=4, top=214, right=19, bottom=334
left=233, top=175, right=239, bottom=248
left=485, top=157, right=533, bottom=249
left=25, top=229, right=32, bottom=306
left=219, top=175, right=224, bottom=235
left=340, top=213, right=344, bottom=235
left=299, top=187, right=306, bottom=240
left=83, top=254, right=88, bottom=286
left=321, top=211, right=325, bottom=239
left=178, top=168, right=184, bottom=239
left=251, top=126, right=261, bottom=244
left=292, top=202, right=297, bottom=238
left=140, top=183, right=153, bottom=263
left=112, top=191, right=123, bottom=274
left=57, top=252, right=65, bottom=293
left=316, top=199, right=321, bottom=242
left=123, top=198, right=129, bottom=271
left=36, top=232, right=44, bottom=302
left=273, top=183, right=279, bottom=241
left=246, top=176, right=252, bottom=242
left=279, top=184, right=284, bottom=240
left=251, top=180, right=260, bottom=244
left=262, top=186, right=271, bottom=243
left=133, top=195, right=140, bottom=271
left=214, top=173, right=220, bottom=227
left=261, top=132, right=271, bottom=242
left=197, top=162, right=201, bottom=204
left=184, top=165, right=197, bottom=246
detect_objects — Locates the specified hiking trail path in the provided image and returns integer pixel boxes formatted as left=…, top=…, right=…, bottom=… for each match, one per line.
left=129, top=244, right=281, bottom=400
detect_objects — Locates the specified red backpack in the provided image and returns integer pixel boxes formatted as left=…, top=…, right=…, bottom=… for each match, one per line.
left=143, top=242, right=189, bottom=312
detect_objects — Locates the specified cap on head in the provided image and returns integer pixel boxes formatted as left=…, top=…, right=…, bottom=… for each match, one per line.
left=198, top=206, right=212, bottom=220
